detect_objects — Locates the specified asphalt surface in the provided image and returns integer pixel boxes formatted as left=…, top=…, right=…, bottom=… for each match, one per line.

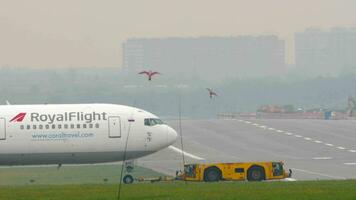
left=137, top=119, right=356, bottom=181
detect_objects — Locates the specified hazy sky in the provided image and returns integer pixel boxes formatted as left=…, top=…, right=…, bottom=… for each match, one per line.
left=1, top=0, right=356, bottom=68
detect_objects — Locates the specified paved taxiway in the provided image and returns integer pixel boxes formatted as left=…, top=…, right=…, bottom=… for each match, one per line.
left=138, top=119, right=356, bottom=180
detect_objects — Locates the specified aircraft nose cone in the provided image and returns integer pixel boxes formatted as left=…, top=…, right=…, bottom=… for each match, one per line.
left=166, top=126, right=178, bottom=145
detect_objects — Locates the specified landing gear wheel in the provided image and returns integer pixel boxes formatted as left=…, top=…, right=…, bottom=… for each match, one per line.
left=123, top=174, right=134, bottom=184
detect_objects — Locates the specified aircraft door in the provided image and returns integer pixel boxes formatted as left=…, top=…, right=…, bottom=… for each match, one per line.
left=0, top=118, right=5, bottom=140
left=108, top=116, right=121, bottom=138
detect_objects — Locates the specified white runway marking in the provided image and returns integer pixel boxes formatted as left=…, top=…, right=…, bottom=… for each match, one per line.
left=243, top=121, right=353, bottom=154
left=292, top=168, right=345, bottom=180
left=168, top=146, right=205, bottom=160
left=313, top=157, right=332, bottom=160
left=344, top=163, right=356, bottom=165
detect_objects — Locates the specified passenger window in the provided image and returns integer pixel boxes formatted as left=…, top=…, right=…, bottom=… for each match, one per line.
left=70, top=124, right=75, bottom=129
left=52, top=124, right=56, bottom=129
left=27, top=125, right=31, bottom=130
left=89, top=124, right=93, bottom=128
left=83, top=124, right=87, bottom=129
left=20, top=125, right=24, bottom=130
left=58, top=124, right=62, bottom=129
left=39, top=125, right=43, bottom=129
left=46, top=124, right=50, bottom=129
left=64, top=124, right=68, bottom=129
left=33, top=125, right=37, bottom=129
left=95, top=123, right=99, bottom=128
left=77, top=124, right=81, bottom=129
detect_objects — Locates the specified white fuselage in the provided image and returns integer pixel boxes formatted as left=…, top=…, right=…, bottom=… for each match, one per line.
left=0, top=104, right=177, bottom=165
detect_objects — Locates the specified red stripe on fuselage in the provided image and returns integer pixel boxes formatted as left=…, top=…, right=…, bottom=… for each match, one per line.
left=10, top=113, right=26, bottom=122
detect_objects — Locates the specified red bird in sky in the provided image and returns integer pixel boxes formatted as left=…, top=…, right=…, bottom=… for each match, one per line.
left=138, top=70, right=160, bottom=81
left=206, top=88, right=218, bottom=99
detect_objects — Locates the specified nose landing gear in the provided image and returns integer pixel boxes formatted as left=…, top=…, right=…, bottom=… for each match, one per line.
left=123, top=174, right=134, bottom=184
left=123, top=160, right=135, bottom=184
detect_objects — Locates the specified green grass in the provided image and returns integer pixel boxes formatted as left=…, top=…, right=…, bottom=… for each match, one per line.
left=1, top=166, right=355, bottom=199
left=0, top=180, right=356, bottom=200
left=0, top=164, right=163, bottom=185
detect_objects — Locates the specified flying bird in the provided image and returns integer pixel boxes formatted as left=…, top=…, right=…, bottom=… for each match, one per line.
left=206, top=88, right=218, bottom=99
left=138, top=70, right=160, bottom=81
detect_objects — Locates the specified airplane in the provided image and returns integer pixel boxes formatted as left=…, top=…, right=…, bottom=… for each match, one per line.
left=0, top=103, right=178, bottom=166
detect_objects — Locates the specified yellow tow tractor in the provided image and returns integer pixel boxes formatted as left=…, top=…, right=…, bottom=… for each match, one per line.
left=178, top=161, right=292, bottom=182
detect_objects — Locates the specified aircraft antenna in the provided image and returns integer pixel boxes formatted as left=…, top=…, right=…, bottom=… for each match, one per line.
left=178, top=94, right=187, bottom=185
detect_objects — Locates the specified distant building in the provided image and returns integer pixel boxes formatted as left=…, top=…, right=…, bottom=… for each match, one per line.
left=295, top=27, right=356, bottom=75
left=122, top=36, right=286, bottom=80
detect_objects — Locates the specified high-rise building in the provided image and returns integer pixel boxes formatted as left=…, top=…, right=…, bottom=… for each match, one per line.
left=122, top=36, right=285, bottom=80
left=295, top=27, right=356, bottom=75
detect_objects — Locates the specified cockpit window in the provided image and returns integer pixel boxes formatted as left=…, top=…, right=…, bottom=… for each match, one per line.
left=144, top=118, right=164, bottom=126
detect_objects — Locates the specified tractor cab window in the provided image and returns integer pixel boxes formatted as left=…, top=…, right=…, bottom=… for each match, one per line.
left=272, top=162, right=284, bottom=176
left=144, top=118, right=164, bottom=126
left=184, top=164, right=197, bottom=178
